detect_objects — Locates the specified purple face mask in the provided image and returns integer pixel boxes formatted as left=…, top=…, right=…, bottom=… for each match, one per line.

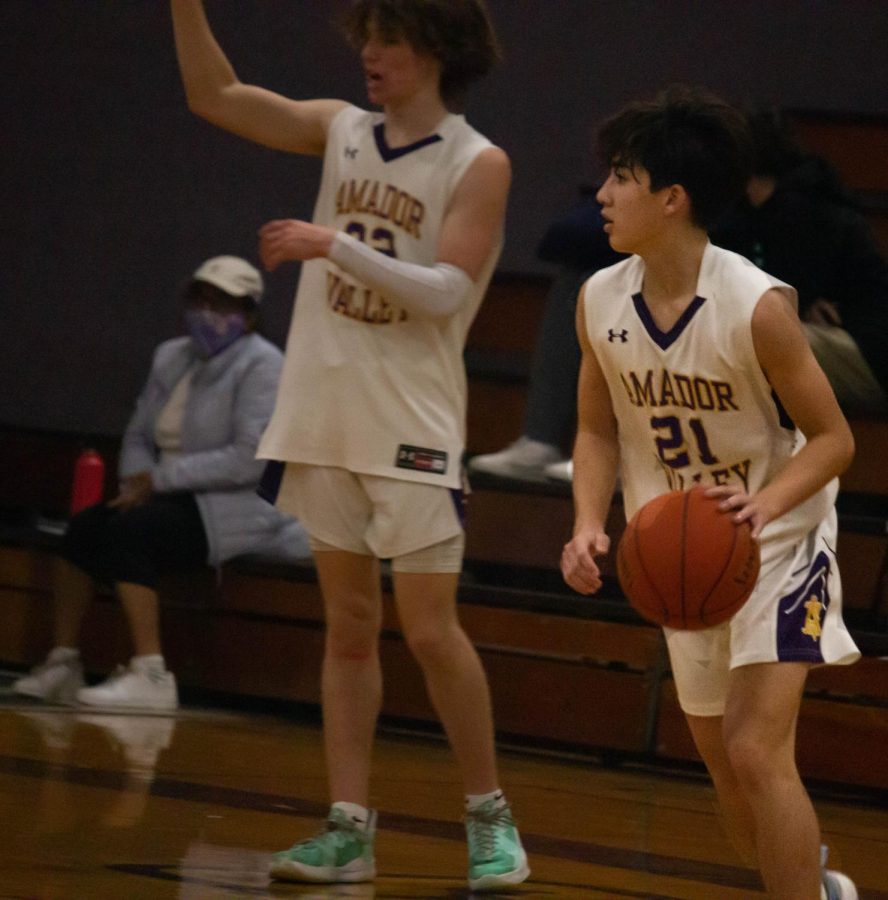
left=185, top=308, right=247, bottom=357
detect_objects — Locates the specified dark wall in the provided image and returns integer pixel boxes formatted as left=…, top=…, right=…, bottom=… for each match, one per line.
left=3, top=1, right=887, bottom=436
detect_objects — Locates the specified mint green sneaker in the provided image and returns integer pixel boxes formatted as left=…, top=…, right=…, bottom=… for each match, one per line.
left=466, top=798, right=530, bottom=891
left=269, top=808, right=377, bottom=883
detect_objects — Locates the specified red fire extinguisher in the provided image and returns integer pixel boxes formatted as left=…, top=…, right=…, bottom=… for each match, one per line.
left=70, top=448, right=105, bottom=516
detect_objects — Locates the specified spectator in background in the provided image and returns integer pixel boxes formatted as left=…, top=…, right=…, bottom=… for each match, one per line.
left=713, top=106, right=888, bottom=416
left=468, top=193, right=624, bottom=481
left=13, top=255, right=311, bottom=712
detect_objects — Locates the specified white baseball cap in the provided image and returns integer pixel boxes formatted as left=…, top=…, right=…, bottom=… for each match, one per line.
left=192, top=255, right=264, bottom=303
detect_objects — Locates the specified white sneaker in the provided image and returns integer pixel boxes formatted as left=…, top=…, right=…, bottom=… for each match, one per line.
left=469, top=437, right=563, bottom=479
left=822, top=870, right=858, bottom=899
left=12, top=651, right=85, bottom=704
left=78, top=713, right=176, bottom=771
left=77, top=661, right=178, bottom=712
left=543, top=458, right=573, bottom=482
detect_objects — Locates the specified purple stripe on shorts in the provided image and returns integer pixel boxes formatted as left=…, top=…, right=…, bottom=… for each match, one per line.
left=450, top=487, right=467, bottom=528
left=776, top=550, right=831, bottom=663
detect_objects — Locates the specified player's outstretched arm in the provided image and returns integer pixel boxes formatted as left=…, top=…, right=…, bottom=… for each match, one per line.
left=715, top=287, right=854, bottom=536
left=561, top=298, right=620, bottom=595
left=170, top=0, right=347, bottom=156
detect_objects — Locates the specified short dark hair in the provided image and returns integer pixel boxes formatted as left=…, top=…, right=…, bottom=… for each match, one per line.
left=340, top=0, right=501, bottom=105
left=597, top=85, right=752, bottom=230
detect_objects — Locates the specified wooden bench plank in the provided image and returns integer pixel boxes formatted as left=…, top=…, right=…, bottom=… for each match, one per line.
left=655, top=679, right=888, bottom=791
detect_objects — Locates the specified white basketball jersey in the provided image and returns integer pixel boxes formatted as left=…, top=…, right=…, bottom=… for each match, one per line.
left=257, top=105, right=500, bottom=488
left=581, top=242, right=838, bottom=552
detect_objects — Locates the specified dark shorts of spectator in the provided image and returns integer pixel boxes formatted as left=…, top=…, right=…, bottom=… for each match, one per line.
left=62, top=493, right=208, bottom=590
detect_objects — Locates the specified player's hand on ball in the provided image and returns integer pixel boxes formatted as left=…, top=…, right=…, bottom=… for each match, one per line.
left=618, top=488, right=760, bottom=628
left=561, top=528, right=610, bottom=595
left=704, top=485, right=773, bottom=539
left=259, top=219, right=335, bottom=271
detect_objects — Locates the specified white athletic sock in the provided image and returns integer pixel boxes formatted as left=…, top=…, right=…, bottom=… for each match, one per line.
left=331, top=801, right=372, bottom=827
left=47, top=646, right=80, bottom=663
left=465, top=789, right=506, bottom=812
left=131, top=654, right=166, bottom=674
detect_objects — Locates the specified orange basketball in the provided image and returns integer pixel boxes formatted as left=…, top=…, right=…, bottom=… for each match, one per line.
left=616, top=487, right=760, bottom=630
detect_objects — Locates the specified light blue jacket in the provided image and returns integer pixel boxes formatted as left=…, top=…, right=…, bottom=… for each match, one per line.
left=119, top=333, right=310, bottom=566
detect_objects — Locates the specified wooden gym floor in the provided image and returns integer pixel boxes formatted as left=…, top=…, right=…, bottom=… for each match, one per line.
left=1, top=681, right=886, bottom=900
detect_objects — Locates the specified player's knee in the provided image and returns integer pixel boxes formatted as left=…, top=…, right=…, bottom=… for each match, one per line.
left=326, top=631, right=378, bottom=662
left=723, top=726, right=776, bottom=792
left=402, top=623, right=458, bottom=668
left=325, top=614, right=379, bottom=661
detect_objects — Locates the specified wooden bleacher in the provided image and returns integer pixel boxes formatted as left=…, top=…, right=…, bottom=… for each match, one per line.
left=2, top=110, right=888, bottom=797
left=3, top=380, right=887, bottom=796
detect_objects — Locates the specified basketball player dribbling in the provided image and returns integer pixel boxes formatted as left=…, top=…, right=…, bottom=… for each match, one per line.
left=560, top=86, right=860, bottom=899
left=170, top=0, right=528, bottom=890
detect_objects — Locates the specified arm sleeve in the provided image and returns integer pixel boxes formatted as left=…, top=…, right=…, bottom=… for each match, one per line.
left=328, top=231, right=473, bottom=319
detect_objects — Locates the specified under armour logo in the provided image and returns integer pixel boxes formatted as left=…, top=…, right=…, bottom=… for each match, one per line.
left=344, top=146, right=358, bottom=159
left=608, top=328, right=628, bottom=343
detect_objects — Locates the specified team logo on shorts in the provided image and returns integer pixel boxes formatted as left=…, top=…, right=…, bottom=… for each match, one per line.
left=801, top=597, right=824, bottom=641
left=776, top=550, right=830, bottom=662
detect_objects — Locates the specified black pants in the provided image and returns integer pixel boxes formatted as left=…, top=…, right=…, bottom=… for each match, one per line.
left=62, top=494, right=208, bottom=590
left=523, top=266, right=595, bottom=450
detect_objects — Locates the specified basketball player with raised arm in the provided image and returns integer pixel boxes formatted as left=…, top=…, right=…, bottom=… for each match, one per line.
left=170, top=0, right=528, bottom=889
left=561, top=86, right=860, bottom=899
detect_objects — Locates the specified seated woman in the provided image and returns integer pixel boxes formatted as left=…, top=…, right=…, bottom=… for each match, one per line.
left=14, top=255, right=310, bottom=711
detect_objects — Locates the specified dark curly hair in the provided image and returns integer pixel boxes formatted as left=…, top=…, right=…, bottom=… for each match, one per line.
left=340, top=0, right=501, bottom=106
left=597, top=85, right=753, bottom=230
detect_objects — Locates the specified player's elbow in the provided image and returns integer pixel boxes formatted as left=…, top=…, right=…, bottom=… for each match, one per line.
left=835, top=424, right=855, bottom=476
left=183, top=81, right=236, bottom=125
left=183, top=87, right=216, bottom=121
left=405, top=263, right=473, bottom=319
left=821, top=420, right=856, bottom=479
left=185, top=91, right=223, bottom=124
left=420, top=290, right=465, bottom=319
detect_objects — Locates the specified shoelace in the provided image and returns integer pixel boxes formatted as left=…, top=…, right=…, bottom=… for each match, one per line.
left=292, top=813, right=366, bottom=852
left=467, top=805, right=512, bottom=859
